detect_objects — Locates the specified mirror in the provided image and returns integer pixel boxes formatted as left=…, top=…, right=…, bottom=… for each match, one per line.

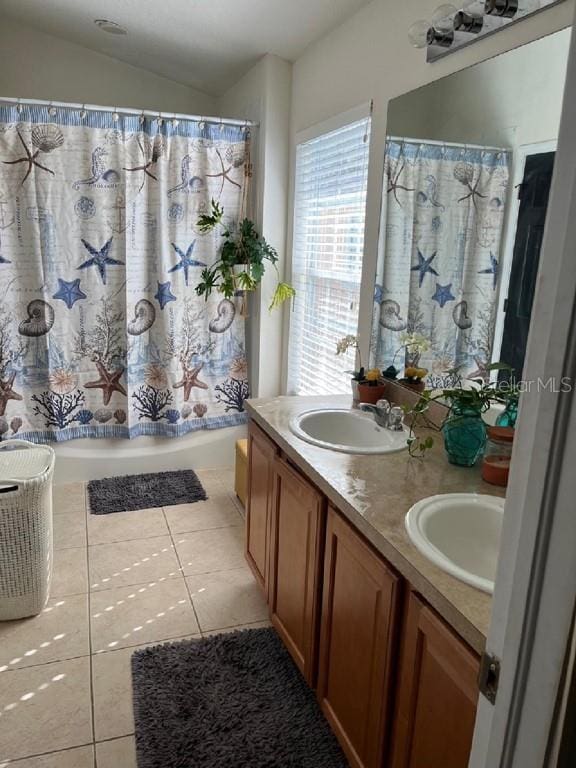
left=372, top=28, right=571, bottom=391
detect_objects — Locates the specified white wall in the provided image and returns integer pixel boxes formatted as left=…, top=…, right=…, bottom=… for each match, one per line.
left=0, top=16, right=216, bottom=114
left=387, top=27, right=571, bottom=149
left=218, top=54, right=292, bottom=398
left=287, top=0, right=574, bottom=380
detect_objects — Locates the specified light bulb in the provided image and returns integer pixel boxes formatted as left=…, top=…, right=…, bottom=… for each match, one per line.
left=408, top=19, right=432, bottom=49
left=462, top=0, right=486, bottom=17
left=432, top=4, right=458, bottom=34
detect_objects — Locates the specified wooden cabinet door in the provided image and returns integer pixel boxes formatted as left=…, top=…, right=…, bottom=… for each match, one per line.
left=269, top=455, right=325, bottom=684
left=245, top=421, right=277, bottom=595
left=391, top=593, right=480, bottom=768
left=317, top=506, right=401, bottom=768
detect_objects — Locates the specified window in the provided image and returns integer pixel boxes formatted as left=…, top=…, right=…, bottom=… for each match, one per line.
left=287, top=111, right=371, bottom=396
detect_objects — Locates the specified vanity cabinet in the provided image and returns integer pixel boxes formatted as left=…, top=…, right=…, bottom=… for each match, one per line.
left=245, top=417, right=480, bottom=768
left=245, top=421, right=278, bottom=594
left=268, top=455, right=325, bottom=684
left=391, top=593, right=480, bottom=768
left=317, top=506, right=401, bottom=768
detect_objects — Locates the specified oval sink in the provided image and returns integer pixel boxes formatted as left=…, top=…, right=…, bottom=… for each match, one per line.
left=289, top=408, right=408, bottom=455
left=405, top=494, right=504, bottom=594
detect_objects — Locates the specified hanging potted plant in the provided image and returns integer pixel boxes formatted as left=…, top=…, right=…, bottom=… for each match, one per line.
left=404, top=363, right=514, bottom=465
left=195, top=200, right=295, bottom=310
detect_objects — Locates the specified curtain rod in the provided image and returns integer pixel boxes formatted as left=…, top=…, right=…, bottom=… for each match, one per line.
left=0, top=96, right=259, bottom=128
left=387, top=135, right=508, bottom=152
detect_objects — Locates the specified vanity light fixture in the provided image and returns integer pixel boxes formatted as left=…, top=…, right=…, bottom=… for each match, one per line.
left=409, top=0, right=563, bottom=61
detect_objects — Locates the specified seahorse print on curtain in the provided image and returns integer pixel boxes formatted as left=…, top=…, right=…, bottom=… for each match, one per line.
left=0, top=104, right=251, bottom=442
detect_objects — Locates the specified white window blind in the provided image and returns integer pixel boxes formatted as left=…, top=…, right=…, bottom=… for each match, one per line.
left=287, top=114, right=371, bottom=396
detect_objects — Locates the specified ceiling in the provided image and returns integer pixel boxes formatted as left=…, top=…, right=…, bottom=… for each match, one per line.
left=0, top=0, right=371, bottom=96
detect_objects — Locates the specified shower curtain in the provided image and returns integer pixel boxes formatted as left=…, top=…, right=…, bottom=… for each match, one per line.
left=0, top=103, right=251, bottom=442
left=371, top=139, right=511, bottom=387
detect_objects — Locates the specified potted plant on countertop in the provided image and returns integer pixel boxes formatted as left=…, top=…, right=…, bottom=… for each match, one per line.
left=391, top=333, right=430, bottom=391
left=336, top=335, right=391, bottom=405
left=195, top=200, right=296, bottom=311
left=404, top=363, right=515, bottom=465
left=401, top=366, right=428, bottom=392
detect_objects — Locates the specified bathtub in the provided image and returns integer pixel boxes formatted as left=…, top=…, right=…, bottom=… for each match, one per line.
left=52, top=424, right=247, bottom=484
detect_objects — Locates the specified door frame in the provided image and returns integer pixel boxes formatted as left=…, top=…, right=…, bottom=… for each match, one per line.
left=470, top=15, right=576, bottom=768
left=492, top=140, right=557, bottom=365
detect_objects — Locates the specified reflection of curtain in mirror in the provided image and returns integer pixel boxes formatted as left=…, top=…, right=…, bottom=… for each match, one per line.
left=371, top=139, right=511, bottom=387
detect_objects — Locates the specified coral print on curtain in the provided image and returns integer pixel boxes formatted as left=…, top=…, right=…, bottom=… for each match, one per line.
left=0, top=104, right=251, bottom=442
left=372, top=139, right=511, bottom=387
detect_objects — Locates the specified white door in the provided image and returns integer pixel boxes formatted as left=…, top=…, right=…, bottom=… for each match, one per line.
left=470, top=12, right=576, bottom=768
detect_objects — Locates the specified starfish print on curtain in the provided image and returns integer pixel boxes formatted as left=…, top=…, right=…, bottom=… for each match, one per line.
left=174, top=362, right=209, bottom=401
left=84, top=361, right=127, bottom=406
left=0, top=103, right=251, bottom=442
left=53, top=278, right=87, bottom=309
left=372, top=138, right=510, bottom=384
left=168, top=241, right=206, bottom=287
left=78, top=237, right=124, bottom=285
left=478, top=253, right=499, bottom=290
left=411, top=250, right=439, bottom=287
left=2, top=127, right=63, bottom=186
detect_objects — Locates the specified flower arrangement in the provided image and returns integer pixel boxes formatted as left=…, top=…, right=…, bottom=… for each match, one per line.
left=195, top=200, right=295, bottom=311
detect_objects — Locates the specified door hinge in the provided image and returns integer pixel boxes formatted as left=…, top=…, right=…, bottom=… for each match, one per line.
left=479, top=652, right=501, bottom=705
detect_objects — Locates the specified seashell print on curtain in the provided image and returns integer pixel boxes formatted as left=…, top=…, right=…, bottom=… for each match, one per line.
left=0, top=104, right=251, bottom=442
left=371, top=139, right=511, bottom=388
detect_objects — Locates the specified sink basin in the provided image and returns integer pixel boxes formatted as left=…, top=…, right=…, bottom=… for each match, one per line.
left=289, top=408, right=408, bottom=455
left=405, top=494, right=505, bottom=594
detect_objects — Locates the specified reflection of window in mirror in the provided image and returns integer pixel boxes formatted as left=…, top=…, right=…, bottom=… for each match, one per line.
left=373, top=27, right=570, bottom=393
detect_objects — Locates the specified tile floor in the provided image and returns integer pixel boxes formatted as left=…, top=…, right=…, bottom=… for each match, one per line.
left=0, top=469, right=270, bottom=767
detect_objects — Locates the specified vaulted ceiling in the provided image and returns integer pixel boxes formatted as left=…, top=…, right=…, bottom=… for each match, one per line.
left=1, top=0, right=371, bottom=95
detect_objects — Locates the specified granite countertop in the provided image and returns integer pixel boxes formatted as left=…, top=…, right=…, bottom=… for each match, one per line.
left=246, top=394, right=506, bottom=655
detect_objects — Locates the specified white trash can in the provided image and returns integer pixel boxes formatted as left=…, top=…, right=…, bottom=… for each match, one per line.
left=0, top=440, right=56, bottom=620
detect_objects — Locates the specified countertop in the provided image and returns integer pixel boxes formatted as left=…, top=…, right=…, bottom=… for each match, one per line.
left=245, top=394, right=506, bottom=655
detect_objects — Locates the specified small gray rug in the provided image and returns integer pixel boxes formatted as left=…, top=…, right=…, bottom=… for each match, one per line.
left=131, top=628, right=349, bottom=768
left=87, top=469, right=207, bottom=514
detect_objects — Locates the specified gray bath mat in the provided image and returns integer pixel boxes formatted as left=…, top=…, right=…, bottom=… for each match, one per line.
left=87, top=469, right=207, bottom=514
left=131, top=628, right=348, bottom=768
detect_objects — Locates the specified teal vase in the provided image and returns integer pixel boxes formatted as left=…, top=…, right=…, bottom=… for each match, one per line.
left=496, top=398, right=518, bottom=428
left=442, top=404, right=487, bottom=467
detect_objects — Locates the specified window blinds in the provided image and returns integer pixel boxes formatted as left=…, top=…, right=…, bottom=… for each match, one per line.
left=287, top=116, right=371, bottom=396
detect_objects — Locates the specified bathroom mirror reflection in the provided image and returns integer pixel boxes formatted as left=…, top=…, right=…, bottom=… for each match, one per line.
left=373, top=27, right=570, bottom=392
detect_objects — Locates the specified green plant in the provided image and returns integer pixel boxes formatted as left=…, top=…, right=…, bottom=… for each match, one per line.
left=404, top=362, right=516, bottom=458
left=195, top=199, right=295, bottom=311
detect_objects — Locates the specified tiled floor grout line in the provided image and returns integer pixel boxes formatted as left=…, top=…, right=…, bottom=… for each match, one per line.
left=5, top=741, right=95, bottom=765
left=162, top=506, right=203, bottom=634
left=84, top=483, right=98, bottom=768
left=2, top=474, right=248, bottom=767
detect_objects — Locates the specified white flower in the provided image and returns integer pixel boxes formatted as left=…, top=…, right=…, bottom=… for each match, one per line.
left=335, top=335, right=358, bottom=356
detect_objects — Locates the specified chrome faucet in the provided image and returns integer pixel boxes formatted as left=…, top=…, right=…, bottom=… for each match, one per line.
left=360, top=399, right=391, bottom=427
left=360, top=399, right=404, bottom=431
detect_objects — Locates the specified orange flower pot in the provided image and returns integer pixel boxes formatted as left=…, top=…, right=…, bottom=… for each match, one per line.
left=357, top=382, right=387, bottom=404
